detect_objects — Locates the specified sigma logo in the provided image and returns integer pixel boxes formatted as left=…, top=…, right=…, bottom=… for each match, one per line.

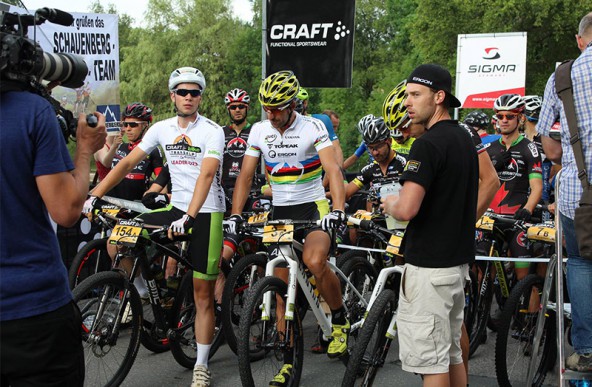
left=269, top=21, right=351, bottom=48
left=483, top=47, right=501, bottom=60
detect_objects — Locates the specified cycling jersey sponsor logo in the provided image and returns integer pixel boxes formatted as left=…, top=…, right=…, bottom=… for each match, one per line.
left=482, top=47, right=501, bottom=60
left=268, top=149, right=297, bottom=158
left=498, top=159, right=519, bottom=181
left=270, top=143, right=299, bottom=149
left=527, top=142, right=539, bottom=158
left=269, top=20, right=351, bottom=47
left=226, top=137, right=248, bottom=158
left=285, top=135, right=300, bottom=139
left=404, top=160, right=421, bottom=173
left=207, top=149, right=221, bottom=156
left=268, top=150, right=277, bottom=158
left=265, top=134, right=278, bottom=143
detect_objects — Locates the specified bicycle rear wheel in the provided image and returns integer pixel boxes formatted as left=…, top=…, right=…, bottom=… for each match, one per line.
left=494, top=274, right=556, bottom=387
left=169, top=271, right=224, bottom=369
left=238, top=276, right=304, bottom=387
left=342, top=289, right=397, bottom=387
left=468, top=265, right=493, bottom=357
left=221, top=252, right=267, bottom=356
left=73, top=271, right=142, bottom=387
left=68, top=238, right=111, bottom=289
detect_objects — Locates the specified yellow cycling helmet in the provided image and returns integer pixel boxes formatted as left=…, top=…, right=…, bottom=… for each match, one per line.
left=296, top=87, right=309, bottom=101
left=258, top=70, right=300, bottom=108
left=382, top=80, right=409, bottom=131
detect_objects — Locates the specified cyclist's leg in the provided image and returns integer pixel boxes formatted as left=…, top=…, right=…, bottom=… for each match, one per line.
left=510, top=229, right=531, bottom=281
left=214, top=235, right=239, bottom=303
left=189, top=212, right=223, bottom=371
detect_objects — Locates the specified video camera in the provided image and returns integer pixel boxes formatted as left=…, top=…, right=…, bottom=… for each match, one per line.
left=1, top=7, right=93, bottom=141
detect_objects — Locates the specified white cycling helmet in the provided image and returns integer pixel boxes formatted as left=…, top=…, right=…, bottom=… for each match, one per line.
left=493, top=94, right=524, bottom=112
left=522, top=95, right=542, bottom=120
left=168, top=67, right=206, bottom=92
left=357, top=114, right=376, bottom=136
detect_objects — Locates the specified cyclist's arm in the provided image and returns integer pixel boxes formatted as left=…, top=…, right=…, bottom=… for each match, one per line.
left=186, top=157, right=219, bottom=217
left=477, top=152, right=500, bottom=219
left=343, top=153, right=359, bottom=170
left=524, top=177, right=543, bottom=214
left=319, top=146, right=345, bottom=211
left=541, top=135, right=562, bottom=164
left=90, top=147, right=149, bottom=198
left=382, top=180, right=425, bottom=221
left=95, top=133, right=121, bottom=166
left=231, top=154, right=258, bottom=215
left=332, top=138, right=344, bottom=167
left=37, top=113, right=106, bottom=227
left=344, top=180, right=361, bottom=200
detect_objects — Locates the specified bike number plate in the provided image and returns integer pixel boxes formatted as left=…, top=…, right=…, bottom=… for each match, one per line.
left=262, top=224, right=294, bottom=243
left=109, top=219, right=142, bottom=247
left=476, top=215, right=494, bottom=231
left=248, top=211, right=269, bottom=224
left=347, top=210, right=372, bottom=226
left=526, top=225, right=556, bottom=243
left=385, top=234, right=402, bottom=255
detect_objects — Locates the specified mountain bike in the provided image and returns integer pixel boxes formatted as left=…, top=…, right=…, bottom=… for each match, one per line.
left=73, top=218, right=223, bottom=386
left=494, top=220, right=559, bottom=387
left=237, top=217, right=375, bottom=387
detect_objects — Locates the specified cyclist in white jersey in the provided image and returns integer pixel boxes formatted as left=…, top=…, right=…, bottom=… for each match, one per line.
left=84, top=67, right=224, bottom=387
left=225, top=71, right=347, bottom=387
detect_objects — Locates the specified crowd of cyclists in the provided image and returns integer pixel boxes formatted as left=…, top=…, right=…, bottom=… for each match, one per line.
left=77, top=62, right=566, bottom=387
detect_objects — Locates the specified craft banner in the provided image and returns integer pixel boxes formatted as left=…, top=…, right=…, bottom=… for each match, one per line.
left=2, top=3, right=120, bottom=121
left=266, top=0, right=355, bottom=88
left=456, top=32, right=527, bottom=109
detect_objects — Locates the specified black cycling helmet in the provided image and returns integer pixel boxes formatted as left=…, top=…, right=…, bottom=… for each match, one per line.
left=464, top=110, right=489, bottom=129
left=362, top=117, right=390, bottom=144
left=122, top=102, right=153, bottom=122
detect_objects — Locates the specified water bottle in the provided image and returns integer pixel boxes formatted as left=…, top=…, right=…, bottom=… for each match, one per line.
left=383, top=253, right=394, bottom=267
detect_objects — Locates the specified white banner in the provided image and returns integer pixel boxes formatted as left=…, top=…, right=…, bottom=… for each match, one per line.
left=3, top=4, right=120, bottom=121
left=456, top=32, right=527, bottom=109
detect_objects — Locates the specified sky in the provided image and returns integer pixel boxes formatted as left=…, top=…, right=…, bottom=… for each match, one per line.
left=20, top=0, right=254, bottom=25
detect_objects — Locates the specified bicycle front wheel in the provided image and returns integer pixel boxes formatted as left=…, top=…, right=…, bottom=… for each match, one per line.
left=221, top=252, right=267, bottom=356
left=68, top=238, right=111, bottom=289
left=342, top=289, right=397, bottom=387
left=494, top=274, right=556, bottom=387
left=169, top=271, right=224, bottom=369
left=238, top=276, right=304, bottom=387
left=73, top=271, right=142, bottom=387
left=468, top=265, right=493, bottom=357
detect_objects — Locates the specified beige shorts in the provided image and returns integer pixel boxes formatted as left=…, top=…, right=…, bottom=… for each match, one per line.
left=397, top=263, right=469, bottom=375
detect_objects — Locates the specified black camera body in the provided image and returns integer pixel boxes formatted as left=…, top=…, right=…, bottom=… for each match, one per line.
left=1, top=8, right=90, bottom=140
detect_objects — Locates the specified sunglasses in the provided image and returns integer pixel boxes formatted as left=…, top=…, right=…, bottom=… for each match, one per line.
left=228, top=105, right=247, bottom=111
left=496, top=113, right=518, bottom=121
left=367, top=142, right=388, bottom=152
left=174, top=88, right=202, bottom=98
left=263, top=103, right=291, bottom=114
left=121, top=121, right=145, bottom=128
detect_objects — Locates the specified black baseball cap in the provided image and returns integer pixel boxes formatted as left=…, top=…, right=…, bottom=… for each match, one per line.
left=406, top=64, right=461, bottom=108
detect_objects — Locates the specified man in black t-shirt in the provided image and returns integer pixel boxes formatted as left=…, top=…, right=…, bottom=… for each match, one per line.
left=382, top=64, right=478, bottom=387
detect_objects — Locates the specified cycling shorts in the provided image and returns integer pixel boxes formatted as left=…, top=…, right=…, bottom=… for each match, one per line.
left=137, top=205, right=223, bottom=280
left=271, top=200, right=329, bottom=241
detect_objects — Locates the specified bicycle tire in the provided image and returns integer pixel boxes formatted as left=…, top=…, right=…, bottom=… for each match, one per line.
left=340, top=256, right=379, bottom=345
left=336, top=249, right=369, bottom=270
left=221, top=252, right=267, bottom=356
left=238, top=276, right=304, bottom=387
left=68, top=238, right=111, bottom=289
left=468, top=268, right=493, bottom=357
left=342, top=289, right=397, bottom=387
left=73, top=271, right=142, bottom=387
left=494, top=274, right=556, bottom=387
left=463, top=270, right=478, bottom=335
left=169, top=271, right=224, bottom=369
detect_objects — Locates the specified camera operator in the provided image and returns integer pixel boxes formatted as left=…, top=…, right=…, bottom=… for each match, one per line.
left=0, top=79, right=106, bottom=385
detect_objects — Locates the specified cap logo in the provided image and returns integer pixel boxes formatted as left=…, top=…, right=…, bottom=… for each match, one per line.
left=412, top=77, right=433, bottom=86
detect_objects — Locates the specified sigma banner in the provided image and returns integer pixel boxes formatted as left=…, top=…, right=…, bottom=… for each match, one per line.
left=3, top=3, right=120, bottom=122
left=266, top=0, right=355, bottom=88
left=456, top=32, right=527, bottom=109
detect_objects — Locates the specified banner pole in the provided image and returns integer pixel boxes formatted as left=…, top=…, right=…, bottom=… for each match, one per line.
left=261, top=0, right=267, bottom=123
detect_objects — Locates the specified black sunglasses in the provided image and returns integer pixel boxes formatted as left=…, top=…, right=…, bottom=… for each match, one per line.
left=228, top=105, right=247, bottom=110
left=121, top=121, right=145, bottom=128
left=174, top=89, right=202, bottom=97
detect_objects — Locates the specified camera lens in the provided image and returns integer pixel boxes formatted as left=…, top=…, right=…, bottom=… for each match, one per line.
left=39, top=52, right=88, bottom=88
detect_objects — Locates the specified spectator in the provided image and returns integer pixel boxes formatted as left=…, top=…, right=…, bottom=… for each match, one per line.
left=323, top=109, right=340, bottom=132
left=1, top=84, right=106, bottom=384
left=538, top=11, right=592, bottom=373
left=382, top=64, right=478, bottom=387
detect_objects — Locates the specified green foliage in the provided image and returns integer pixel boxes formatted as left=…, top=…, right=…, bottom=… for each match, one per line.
left=85, top=0, right=588, bottom=171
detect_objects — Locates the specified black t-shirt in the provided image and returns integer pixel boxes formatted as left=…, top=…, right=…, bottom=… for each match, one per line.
left=399, top=120, right=479, bottom=268
left=222, top=124, right=252, bottom=189
left=107, top=143, right=164, bottom=201
left=485, top=135, right=542, bottom=214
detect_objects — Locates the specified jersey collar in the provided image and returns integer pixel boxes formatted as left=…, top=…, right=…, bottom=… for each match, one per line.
left=499, top=134, right=524, bottom=147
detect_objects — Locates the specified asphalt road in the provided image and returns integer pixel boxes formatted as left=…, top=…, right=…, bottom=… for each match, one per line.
left=108, top=314, right=561, bottom=387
